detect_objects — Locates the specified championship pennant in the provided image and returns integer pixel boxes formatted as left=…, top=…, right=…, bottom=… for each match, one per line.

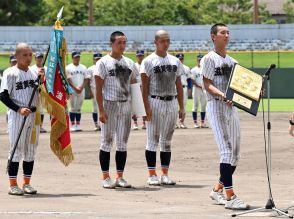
left=225, top=64, right=263, bottom=116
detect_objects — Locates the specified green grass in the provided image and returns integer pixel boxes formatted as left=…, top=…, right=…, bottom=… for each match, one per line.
left=1, top=51, right=294, bottom=70
left=1, top=99, right=293, bottom=113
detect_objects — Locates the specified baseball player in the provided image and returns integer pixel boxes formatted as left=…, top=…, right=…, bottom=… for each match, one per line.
left=87, top=52, right=103, bottom=131
left=94, top=31, right=138, bottom=189
left=132, top=49, right=146, bottom=130
left=30, top=52, right=48, bottom=133
left=66, top=51, right=89, bottom=132
left=201, top=23, right=249, bottom=210
left=175, top=53, right=191, bottom=129
left=141, top=30, right=184, bottom=186
left=0, top=43, right=44, bottom=196
left=191, top=54, right=208, bottom=128
left=289, top=112, right=294, bottom=137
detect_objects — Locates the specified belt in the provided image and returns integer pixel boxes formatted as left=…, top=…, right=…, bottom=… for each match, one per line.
left=182, top=85, right=187, bottom=88
left=117, top=99, right=127, bottom=102
left=151, top=95, right=176, bottom=101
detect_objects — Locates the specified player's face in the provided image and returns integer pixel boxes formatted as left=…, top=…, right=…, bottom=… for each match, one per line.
left=16, top=47, right=32, bottom=68
left=197, top=58, right=201, bottom=67
left=136, top=55, right=144, bottom=63
left=36, top=57, right=44, bottom=66
left=112, top=36, right=127, bottom=55
left=212, top=26, right=230, bottom=47
left=72, top=56, right=80, bottom=65
left=155, top=36, right=170, bottom=52
left=10, top=60, right=17, bottom=67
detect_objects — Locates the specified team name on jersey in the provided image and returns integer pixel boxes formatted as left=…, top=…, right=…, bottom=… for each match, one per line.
left=214, top=64, right=233, bottom=76
left=70, top=70, right=85, bottom=76
left=153, top=65, right=178, bottom=74
left=108, top=63, right=132, bottom=77
left=15, top=79, right=37, bottom=90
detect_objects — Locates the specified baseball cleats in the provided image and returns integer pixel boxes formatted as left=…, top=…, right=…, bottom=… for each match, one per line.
left=194, top=123, right=200, bottom=128
left=200, top=123, right=209, bottom=128
left=174, top=124, right=179, bottom=129
left=40, top=127, right=47, bottom=133
left=70, top=125, right=76, bottom=132
left=179, top=123, right=187, bottom=129
left=94, top=124, right=101, bottom=131
left=23, top=184, right=37, bottom=194
left=209, top=189, right=226, bottom=205
left=102, top=177, right=116, bottom=189
left=8, top=186, right=24, bottom=196
left=75, top=124, right=82, bottom=132
left=133, top=124, right=139, bottom=130
left=147, top=175, right=161, bottom=186
left=225, top=195, right=249, bottom=210
left=115, top=177, right=132, bottom=188
left=160, top=175, right=176, bottom=185
left=142, top=124, right=146, bottom=130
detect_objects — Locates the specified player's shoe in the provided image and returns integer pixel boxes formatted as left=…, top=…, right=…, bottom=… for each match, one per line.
left=115, top=177, right=132, bottom=188
left=225, top=195, right=249, bottom=210
left=102, top=177, right=116, bottom=189
left=200, top=122, right=209, bottom=128
left=160, top=175, right=176, bottom=185
left=147, top=175, right=161, bottom=186
left=133, top=124, right=139, bottom=130
left=23, top=184, right=37, bottom=195
left=194, top=123, right=200, bottom=128
left=142, top=124, right=146, bottom=130
left=40, top=127, right=47, bottom=133
left=179, top=123, right=187, bottom=129
left=8, top=186, right=24, bottom=196
left=70, top=125, right=76, bottom=132
left=75, top=124, right=82, bottom=132
left=209, top=189, right=226, bottom=205
left=174, top=124, right=179, bottom=129
left=94, top=124, right=101, bottom=131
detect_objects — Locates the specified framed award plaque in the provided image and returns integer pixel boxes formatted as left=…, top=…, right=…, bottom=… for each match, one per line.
left=225, top=64, right=263, bottom=116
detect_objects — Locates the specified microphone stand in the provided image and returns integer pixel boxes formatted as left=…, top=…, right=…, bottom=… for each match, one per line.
left=231, top=65, right=293, bottom=218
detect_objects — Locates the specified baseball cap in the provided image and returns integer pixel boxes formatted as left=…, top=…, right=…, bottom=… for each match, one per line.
left=197, top=54, right=204, bottom=60
left=35, top=52, right=44, bottom=58
left=72, top=51, right=81, bottom=58
left=136, top=50, right=145, bottom=56
left=176, top=53, right=184, bottom=60
left=93, top=52, right=103, bottom=60
left=9, top=55, right=17, bottom=62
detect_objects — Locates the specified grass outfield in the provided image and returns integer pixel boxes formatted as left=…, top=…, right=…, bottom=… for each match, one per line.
left=0, top=99, right=293, bottom=113
left=1, top=51, right=294, bottom=70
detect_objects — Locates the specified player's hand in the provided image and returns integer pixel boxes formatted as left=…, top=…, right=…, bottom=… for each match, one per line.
left=18, top=107, right=32, bottom=116
left=75, top=87, right=83, bottom=94
left=144, top=108, right=152, bottom=121
left=289, top=125, right=294, bottom=137
left=38, top=68, right=45, bottom=83
left=99, top=110, right=108, bottom=124
left=178, top=108, right=185, bottom=120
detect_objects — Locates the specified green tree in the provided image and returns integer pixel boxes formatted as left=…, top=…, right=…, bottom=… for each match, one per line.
left=0, top=0, right=45, bottom=25
left=283, top=0, right=294, bottom=23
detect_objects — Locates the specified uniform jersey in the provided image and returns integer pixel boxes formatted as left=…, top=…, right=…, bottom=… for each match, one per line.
left=87, top=65, right=96, bottom=89
left=135, top=62, right=141, bottom=85
left=94, top=54, right=138, bottom=101
left=181, top=64, right=191, bottom=86
left=66, top=63, right=89, bottom=87
left=29, top=64, right=47, bottom=76
left=200, top=51, right=237, bottom=101
left=0, top=66, right=38, bottom=108
left=191, top=66, right=203, bottom=88
left=140, top=53, right=183, bottom=96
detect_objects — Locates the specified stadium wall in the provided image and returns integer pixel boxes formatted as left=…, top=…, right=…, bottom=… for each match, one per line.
left=0, top=24, right=294, bottom=42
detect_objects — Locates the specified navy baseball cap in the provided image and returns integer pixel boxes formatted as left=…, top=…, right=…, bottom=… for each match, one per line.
left=197, top=54, right=204, bottom=59
left=176, top=53, right=184, bottom=60
left=93, top=52, right=102, bottom=59
left=72, top=51, right=81, bottom=58
left=9, top=55, right=17, bottom=62
left=136, top=50, right=144, bottom=56
left=35, top=52, right=44, bottom=58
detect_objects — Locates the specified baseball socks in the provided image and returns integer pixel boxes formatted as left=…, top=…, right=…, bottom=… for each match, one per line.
left=99, top=150, right=110, bottom=180
left=145, top=150, right=157, bottom=176
left=8, top=161, right=19, bottom=187
left=115, top=151, right=127, bottom=179
left=160, top=151, right=171, bottom=175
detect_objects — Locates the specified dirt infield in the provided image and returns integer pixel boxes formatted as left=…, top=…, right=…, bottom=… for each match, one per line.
left=0, top=112, right=293, bottom=219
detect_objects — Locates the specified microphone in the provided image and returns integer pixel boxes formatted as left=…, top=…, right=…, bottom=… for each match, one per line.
left=265, top=64, right=276, bottom=76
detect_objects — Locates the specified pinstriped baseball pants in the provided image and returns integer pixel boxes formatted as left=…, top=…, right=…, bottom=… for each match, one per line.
left=192, top=86, right=207, bottom=112
left=8, top=110, right=39, bottom=162
left=206, top=100, right=240, bottom=166
left=100, top=100, right=132, bottom=152
left=146, top=97, right=178, bottom=152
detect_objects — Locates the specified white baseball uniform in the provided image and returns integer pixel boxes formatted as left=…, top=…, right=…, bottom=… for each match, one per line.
left=191, top=66, right=207, bottom=112
left=181, top=64, right=191, bottom=111
left=135, top=62, right=142, bottom=85
left=201, top=51, right=240, bottom=166
left=87, top=65, right=98, bottom=114
left=140, top=53, right=183, bottom=152
left=66, top=63, right=89, bottom=113
left=94, top=54, right=138, bottom=152
left=0, top=66, right=40, bottom=162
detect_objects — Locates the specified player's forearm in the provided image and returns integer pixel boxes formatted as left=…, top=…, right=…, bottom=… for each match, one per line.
left=141, top=75, right=150, bottom=111
left=96, top=88, right=104, bottom=113
left=203, top=78, right=224, bottom=98
left=0, top=90, right=20, bottom=112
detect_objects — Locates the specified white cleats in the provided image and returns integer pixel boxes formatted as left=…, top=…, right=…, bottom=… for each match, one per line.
left=160, top=175, right=176, bottom=185
left=147, top=175, right=161, bottom=186
left=102, top=177, right=116, bottom=189
left=115, top=177, right=132, bottom=188
left=8, top=186, right=24, bottom=196
left=225, top=195, right=250, bottom=210
left=23, top=184, right=37, bottom=194
left=209, top=189, right=226, bottom=205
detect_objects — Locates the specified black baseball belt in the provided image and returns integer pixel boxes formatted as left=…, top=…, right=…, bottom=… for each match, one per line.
left=150, top=95, right=177, bottom=101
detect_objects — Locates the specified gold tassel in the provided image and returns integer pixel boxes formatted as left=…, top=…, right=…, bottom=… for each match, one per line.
left=30, top=127, right=36, bottom=144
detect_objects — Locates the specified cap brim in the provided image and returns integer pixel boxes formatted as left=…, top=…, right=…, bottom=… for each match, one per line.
left=10, top=59, right=17, bottom=62
left=73, top=55, right=81, bottom=58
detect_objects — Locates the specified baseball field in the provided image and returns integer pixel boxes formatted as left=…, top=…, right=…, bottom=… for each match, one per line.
left=1, top=51, right=294, bottom=70
left=0, top=112, right=294, bottom=219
